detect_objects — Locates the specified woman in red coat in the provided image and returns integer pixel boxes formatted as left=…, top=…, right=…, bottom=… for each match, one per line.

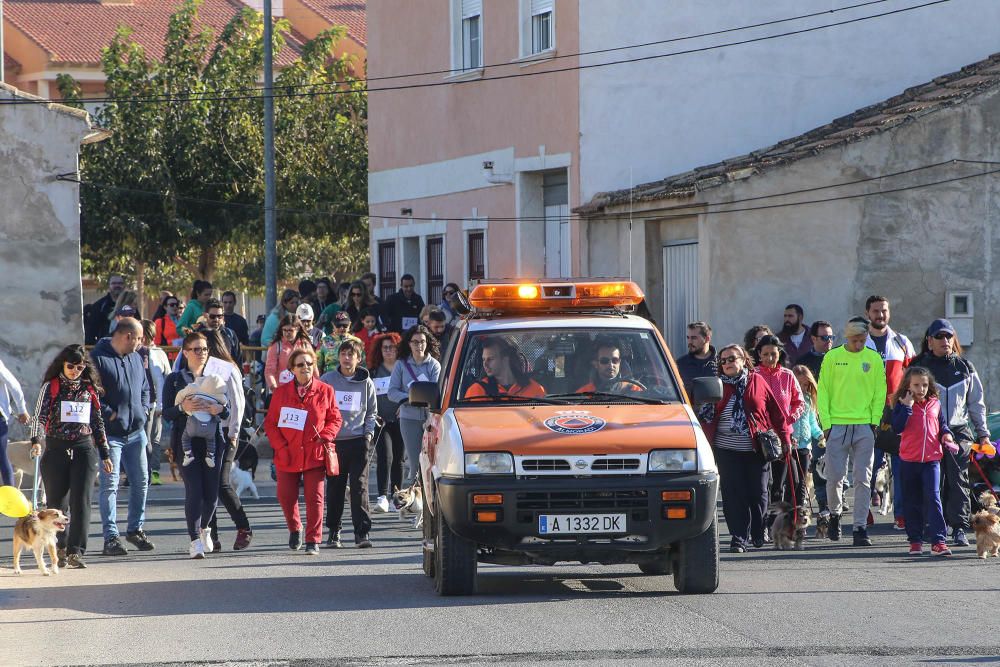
left=700, top=344, right=791, bottom=553
left=264, top=348, right=342, bottom=555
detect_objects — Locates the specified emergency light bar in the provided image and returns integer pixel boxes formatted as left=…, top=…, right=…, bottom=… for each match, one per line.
left=468, top=280, right=645, bottom=311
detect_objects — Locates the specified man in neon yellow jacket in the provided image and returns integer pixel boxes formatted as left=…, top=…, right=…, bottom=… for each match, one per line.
left=817, top=317, right=886, bottom=547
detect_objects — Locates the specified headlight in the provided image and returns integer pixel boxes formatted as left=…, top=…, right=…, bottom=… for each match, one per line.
left=465, top=452, right=514, bottom=475
left=648, top=449, right=697, bottom=473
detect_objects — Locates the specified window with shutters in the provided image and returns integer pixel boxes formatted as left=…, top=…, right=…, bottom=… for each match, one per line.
left=520, top=0, right=554, bottom=57
left=426, top=236, right=445, bottom=305
left=457, top=0, right=483, bottom=71
left=467, top=231, right=485, bottom=283
left=378, top=242, right=396, bottom=302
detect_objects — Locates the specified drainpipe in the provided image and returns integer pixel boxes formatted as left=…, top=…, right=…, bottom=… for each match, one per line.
left=1, top=0, right=5, bottom=83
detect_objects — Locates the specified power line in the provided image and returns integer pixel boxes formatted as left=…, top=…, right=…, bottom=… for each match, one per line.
left=61, top=159, right=999, bottom=223
left=2, top=0, right=950, bottom=107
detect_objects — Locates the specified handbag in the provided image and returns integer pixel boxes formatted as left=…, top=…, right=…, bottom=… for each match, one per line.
left=756, top=429, right=783, bottom=463
left=324, top=445, right=340, bottom=477
left=874, top=406, right=901, bottom=456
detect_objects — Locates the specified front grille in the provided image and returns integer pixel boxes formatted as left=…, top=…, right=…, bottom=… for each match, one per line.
left=521, top=459, right=571, bottom=472
left=516, top=490, right=650, bottom=524
left=590, top=458, right=641, bottom=471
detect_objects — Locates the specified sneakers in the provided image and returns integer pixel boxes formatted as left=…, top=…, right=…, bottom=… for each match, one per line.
left=233, top=528, right=253, bottom=551
left=201, top=529, right=214, bottom=554
left=66, top=553, right=87, bottom=568
left=327, top=531, right=343, bottom=549
left=853, top=528, right=872, bottom=547
left=729, top=539, right=746, bottom=554
left=908, top=542, right=923, bottom=555
left=126, top=530, right=155, bottom=551
left=289, top=530, right=303, bottom=551
left=355, top=535, right=373, bottom=548
left=828, top=514, right=841, bottom=541
left=304, top=543, right=319, bottom=556
left=952, top=527, right=970, bottom=547
left=374, top=495, right=390, bottom=513
left=205, top=456, right=215, bottom=469
left=894, top=516, right=906, bottom=530
left=102, top=536, right=128, bottom=556
left=182, top=454, right=195, bottom=467
left=189, top=538, right=205, bottom=559
left=57, top=548, right=67, bottom=569
left=150, top=471, right=162, bottom=486
left=931, top=542, right=953, bottom=557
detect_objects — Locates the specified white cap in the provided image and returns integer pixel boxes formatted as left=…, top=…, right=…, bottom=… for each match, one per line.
left=296, top=303, right=315, bottom=321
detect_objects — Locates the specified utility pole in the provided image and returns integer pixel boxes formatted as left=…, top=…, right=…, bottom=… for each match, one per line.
left=263, top=0, right=277, bottom=311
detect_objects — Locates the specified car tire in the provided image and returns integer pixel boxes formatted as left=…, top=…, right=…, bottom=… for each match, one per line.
left=434, top=490, right=477, bottom=596
left=672, top=517, right=719, bottom=594
left=422, top=493, right=435, bottom=578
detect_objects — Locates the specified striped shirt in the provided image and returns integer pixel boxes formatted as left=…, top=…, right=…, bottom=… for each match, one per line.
left=713, top=396, right=754, bottom=452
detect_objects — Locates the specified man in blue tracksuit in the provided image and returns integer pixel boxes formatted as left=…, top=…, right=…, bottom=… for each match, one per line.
left=90, top=317, right=154, bottom=556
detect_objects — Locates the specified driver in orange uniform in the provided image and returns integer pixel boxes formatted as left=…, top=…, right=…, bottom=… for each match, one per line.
left=464, top=337, right=546, bottom=399
left=576, top=341, right=644, bottom=393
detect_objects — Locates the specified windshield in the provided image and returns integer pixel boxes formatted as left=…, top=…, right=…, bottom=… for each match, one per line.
left=453, top=327, right=682, bottom=405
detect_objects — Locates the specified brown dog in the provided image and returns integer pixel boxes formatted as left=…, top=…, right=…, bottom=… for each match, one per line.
left=971, top=511, right=1000, bottom=559
left=13, top=509, right=68, bottom=575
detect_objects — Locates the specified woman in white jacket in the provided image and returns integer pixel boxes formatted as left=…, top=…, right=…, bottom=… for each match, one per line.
left=0, top=355, right=30, bottom=486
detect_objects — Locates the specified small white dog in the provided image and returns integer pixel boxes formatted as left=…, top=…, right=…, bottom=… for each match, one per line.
left=392, top=483, right=424, bottom=529
left=230, top=465, right=259, bottom=499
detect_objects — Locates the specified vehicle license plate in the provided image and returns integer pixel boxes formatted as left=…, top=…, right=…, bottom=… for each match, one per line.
left=538, top=514, right=626, bottom=535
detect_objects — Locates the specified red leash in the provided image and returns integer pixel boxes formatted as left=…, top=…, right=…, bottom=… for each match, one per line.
left=969, top=451, right=999, bottom=502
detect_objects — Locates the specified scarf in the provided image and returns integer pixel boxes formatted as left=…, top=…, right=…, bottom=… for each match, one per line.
left=296, top=379, right=313, bottom=400
left=59, top=372, right=83, bottom=390
left=699, top=370, right=750, bottom=435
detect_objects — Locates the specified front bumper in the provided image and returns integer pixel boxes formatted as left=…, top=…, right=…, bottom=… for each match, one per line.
left=435, top=472, right=718, bottom=557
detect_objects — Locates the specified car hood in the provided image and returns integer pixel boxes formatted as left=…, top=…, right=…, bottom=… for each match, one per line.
left=453, top=403, right=697, bottom=455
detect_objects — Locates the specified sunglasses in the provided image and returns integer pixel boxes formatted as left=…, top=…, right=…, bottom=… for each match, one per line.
left=719, top=355, right=741, bottom=364
left=443, top=290, right=456, bottom=296
left=816, top=335, right=836, bottom=342
left=335, top=323, right=349, bottom=329
left=350, top=292, right=362, bottom=297
left=207, top=313, right=224, bottom=320
left=186, top=347, right=209, bottom=354
left=64, top=362, right=86, bottom=371
left=293, top=361, right=315, bottom=368
left=932, top=332, right=954, bottom=340
left=598, top=356, right=621, bottom=365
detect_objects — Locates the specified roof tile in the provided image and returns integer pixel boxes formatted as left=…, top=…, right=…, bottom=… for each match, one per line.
left=299, top=0, right=366, bottom=46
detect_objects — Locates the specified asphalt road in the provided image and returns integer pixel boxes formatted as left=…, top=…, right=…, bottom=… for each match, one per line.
left=2, top=477, right=1000, bottom=667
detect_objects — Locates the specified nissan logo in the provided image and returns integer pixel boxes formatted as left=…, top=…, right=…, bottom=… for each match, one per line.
left=574, top=459, right=589, bottom=470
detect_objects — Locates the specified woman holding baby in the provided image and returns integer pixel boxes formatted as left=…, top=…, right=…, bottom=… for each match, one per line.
left=162, top=332, right=233, bottom=559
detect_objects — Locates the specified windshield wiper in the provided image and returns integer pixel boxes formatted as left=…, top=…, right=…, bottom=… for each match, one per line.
left=461, top=394, right=570, bottom=405
left=546, top=391, right=667, bottom=405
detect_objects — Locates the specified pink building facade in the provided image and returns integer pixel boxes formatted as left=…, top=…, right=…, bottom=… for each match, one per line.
left=367, top=0, right=579, bottom=304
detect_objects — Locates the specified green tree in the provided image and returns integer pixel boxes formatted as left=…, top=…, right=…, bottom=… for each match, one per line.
left=60, top=0, right=368, bottom=297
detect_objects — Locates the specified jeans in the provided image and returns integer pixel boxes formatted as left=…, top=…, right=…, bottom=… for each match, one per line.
left=898, top=459, right=946, bottom=545
left=399, top=417, right=425, bottom=483
left=146, top=409, right=164, bottom=478
left=99, top=429, right=149, bottom=540
left=41, top=437, right=99, bottom=555
left=209, top=438, right=251, bottom=544
left=179, top=437, right=224, bottom=540
left=715, top=447, right=769, bottom=547
left=0, top=414, right=12, bottom=486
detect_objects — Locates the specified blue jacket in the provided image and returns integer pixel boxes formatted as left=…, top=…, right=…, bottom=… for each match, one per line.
left=90, top=337, right=151, bottom=437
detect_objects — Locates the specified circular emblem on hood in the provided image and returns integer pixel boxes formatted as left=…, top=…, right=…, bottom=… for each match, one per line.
left=543, top=411, right=607, bottom=435
left=574, top=459, right=589, bottom=470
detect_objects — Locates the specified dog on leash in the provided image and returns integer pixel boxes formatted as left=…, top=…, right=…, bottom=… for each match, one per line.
left=873, top=465, right=893, bottom=516
left=230, top=465, right=259, bottom=499
left=978, top=491, right=1000, bottom=516
left=392, top=483, right=423, bottom=529
left=770, top=502, right=810, bottom=550
left=164, top=447, right=181, bottom=482
left=13, top=509, right=68, bottom=575
left=971, top=511, right=1000, bottom=559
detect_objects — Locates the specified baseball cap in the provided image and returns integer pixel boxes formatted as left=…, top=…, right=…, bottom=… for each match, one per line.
left=115, top=305, right=138, bottom=318
left=927, top=318, right=955, bottom=337
left=296, top=303, right=315, bottom=321
left=334, top=311, right=351, bottom=325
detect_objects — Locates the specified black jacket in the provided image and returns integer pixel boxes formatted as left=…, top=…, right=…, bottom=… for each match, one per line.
left=84, top=293, right=116, bottom=345
left=674, top=347, right=717, bottom=398
left=798, top=349, right=826, bottom=382
left=90, top=338, right=151, bottom=437
left=224, top=313, right=250, bottom=345
left=384, top=291, right=425, bottom=333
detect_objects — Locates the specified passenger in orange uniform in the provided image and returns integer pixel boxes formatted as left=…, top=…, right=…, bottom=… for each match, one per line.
left=576, top=341, right=644, bottom=393
left=464, top=337, right=546, bottom=399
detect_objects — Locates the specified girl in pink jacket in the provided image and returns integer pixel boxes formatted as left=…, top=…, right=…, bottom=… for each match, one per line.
left=891, top=367, right=958, bottom=556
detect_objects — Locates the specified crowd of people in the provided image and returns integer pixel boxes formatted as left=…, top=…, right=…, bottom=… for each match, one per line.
left=676, top=297, right=993, bottom=556
left=2, top=277, right=994, bottom=566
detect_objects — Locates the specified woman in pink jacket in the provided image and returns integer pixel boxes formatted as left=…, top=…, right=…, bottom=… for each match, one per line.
left=891, top=366, right=957, bottom=557
left=264, top=314, right=313, bottom=392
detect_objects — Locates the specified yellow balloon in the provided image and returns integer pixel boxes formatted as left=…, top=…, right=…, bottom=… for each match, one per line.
left=0, top=485, right=32, bottom=518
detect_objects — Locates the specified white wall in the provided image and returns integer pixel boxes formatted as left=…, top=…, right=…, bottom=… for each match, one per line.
left=578, top=0, right=1000, bottom=200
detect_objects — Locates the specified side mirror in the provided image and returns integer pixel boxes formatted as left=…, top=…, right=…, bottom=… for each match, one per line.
left=409, top=381, right=441, bottom=411
left=691, top=376, right=723, bottom=405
